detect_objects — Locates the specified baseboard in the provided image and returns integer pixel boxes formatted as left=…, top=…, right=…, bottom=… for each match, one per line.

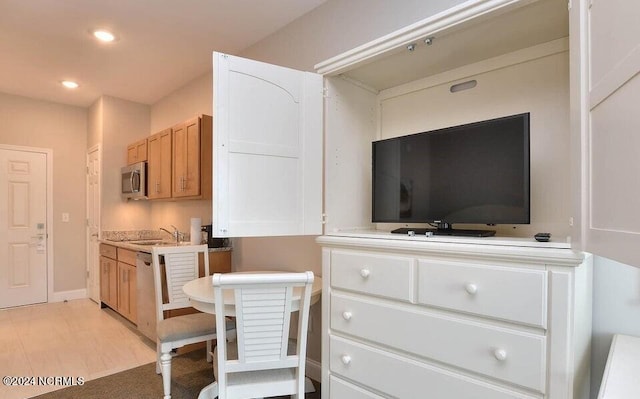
left=306, top=358, right=322, bottom=382
left=49, top=289, right=87, bottom=303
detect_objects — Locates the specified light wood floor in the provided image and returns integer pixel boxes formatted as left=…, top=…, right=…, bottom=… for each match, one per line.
left=0, top=299, right=156, bottom=399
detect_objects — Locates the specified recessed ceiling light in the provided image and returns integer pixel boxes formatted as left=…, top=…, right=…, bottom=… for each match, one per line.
left=61, top=80, right=79, bottom=89
left=93, top=29, right=115, bottom=42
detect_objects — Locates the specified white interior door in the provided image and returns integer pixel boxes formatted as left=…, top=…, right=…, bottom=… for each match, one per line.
left=0, top=148, right=48, bottom=308
left=578, top=0, right=640, bottom=267
left=212, top=52, right=323, bottom=238
left=86, top=146, right=101, bottom=303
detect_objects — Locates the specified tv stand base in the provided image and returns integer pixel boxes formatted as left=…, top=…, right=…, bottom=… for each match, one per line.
left=391, top=227, right=496, bottom=237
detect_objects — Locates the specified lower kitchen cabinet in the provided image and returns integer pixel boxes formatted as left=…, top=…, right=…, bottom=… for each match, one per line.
left=318, top=234, right=593, bottom=399
left=117, top=259, right=137, bottom=323
left=99, top=244, right=137, bottom=324
left=99, top=255, right=117, bottom=309
left=100, top=243, right=232, bottom=341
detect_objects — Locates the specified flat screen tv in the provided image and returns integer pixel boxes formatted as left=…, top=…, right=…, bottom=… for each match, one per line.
left=372, top=113, right=530, bottom=237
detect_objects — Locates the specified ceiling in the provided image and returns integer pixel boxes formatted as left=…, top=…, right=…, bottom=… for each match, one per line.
left=0, top=0, right=327, bottom=107
left=342, top=0, right=569, bottom=91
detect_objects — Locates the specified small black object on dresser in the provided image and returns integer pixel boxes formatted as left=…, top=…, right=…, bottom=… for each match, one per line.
left=534, top=232, right=551, bottom=242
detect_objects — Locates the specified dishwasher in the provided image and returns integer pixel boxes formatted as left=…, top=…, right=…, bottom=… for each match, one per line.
left=136, top=251, right=158, bottom=342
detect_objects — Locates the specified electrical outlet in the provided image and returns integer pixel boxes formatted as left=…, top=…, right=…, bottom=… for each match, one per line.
left=62, top=213, right=70, bottom=222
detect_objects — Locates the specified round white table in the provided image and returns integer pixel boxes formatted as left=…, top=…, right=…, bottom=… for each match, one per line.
left=182, top=272, right=323, bottom=315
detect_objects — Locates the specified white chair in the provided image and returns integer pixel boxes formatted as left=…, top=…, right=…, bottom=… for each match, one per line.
left=151, top=244, right=235, bottom=399
left=200, top=271, right=315, bottom=399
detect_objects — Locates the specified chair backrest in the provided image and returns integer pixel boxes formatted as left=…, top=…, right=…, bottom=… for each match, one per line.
left=212, top=272, right=314, bottom=386
left=151, top=244, right=209, bottom=322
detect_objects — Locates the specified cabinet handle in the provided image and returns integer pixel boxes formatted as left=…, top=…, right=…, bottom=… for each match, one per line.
left=493, top=349, right=507, bottom=361
left=341, top=354, right=351, bottom=365
left=156, top=181, right=160, bottom=194
left=360, top=268, right=370, bottom=279
left=464, top=283, right=478, bottom=295
left=342, top=311, right=352, bottom=320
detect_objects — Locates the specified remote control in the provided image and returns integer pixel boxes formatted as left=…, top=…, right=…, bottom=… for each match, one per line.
left=534, top=232, right=551, bottom=242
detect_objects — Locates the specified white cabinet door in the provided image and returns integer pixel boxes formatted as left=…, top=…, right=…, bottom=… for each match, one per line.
left=573, top=0, right=640, bottom=267
left=212, top=52, right=323, bottom=237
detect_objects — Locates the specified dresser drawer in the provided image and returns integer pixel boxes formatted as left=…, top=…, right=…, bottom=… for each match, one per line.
left=330, top=376, right=385, bottom=399
left=330, top=336, right=537, bottom=399
left=330, top=250, right=414, bottom=301
left=331, top=293, right=546, bottom=392
left=117, top=247, right=138, bottom=266
left=417, top=260, right=547, bottom=328
left=99, top=243, right=117, bottom=259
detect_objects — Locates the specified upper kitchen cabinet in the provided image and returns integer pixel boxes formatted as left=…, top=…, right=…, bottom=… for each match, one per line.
left=147, top=128, right=172, bottom=200
left=211, top=52, right=322, bottom=237
left=126, top=138, right=147, bottom=165
left=171, top=115, right=212, bottom=199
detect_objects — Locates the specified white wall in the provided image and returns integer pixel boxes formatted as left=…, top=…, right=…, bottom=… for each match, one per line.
left=241, top=0, right=468, bottom=70
left=99, top=96, right=151, bottom=231
left=0, top=92, right=87, bottom=292
left=148, top=73, right=213, bottom=235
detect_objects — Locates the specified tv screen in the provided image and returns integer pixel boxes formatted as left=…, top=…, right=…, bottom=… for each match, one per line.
left=372, top=113, right=530, bottom=232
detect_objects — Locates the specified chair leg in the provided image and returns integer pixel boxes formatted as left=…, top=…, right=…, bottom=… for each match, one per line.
left=156, top=341, right=161, bottom=374
left=160, top=351, right=172, bottom=399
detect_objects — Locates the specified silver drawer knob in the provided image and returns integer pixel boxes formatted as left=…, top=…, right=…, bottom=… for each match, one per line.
left=360, top=268, right=371, bottom=278
left=342, top=311, right=352, bottom=320
left=341, top=354, right=352, bottom=365
left=494, top=349, right=508, bottom=361
left=465, top=283, right=478, bottom=295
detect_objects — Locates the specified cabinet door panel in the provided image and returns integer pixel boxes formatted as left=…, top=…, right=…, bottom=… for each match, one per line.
left=578, top=0, right=640, bottom=266
left=172, top=118, right=201, bottom=198
left=148, top=129, right=172, bottom=199
left=212, top=52, right=322, bottom=237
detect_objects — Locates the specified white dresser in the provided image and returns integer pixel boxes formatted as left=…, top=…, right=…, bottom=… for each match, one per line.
left=318, top=233, right=592, bottom=399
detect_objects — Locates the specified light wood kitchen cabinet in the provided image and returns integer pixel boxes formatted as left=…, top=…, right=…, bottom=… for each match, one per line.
left=126, top=138, right=147, bottom=165
left=116, top=248, right=137, bottom=323
left=147, top=128, right=172, bottom=199
left=117, top=259, right=137, bottom=323
left=99, top=253, right=118, bottom=309
left=99, top=244, right=137, bottom=324
left=197, top=250, right=232, bottom=277
left=172, top=115, right=212, bottom=199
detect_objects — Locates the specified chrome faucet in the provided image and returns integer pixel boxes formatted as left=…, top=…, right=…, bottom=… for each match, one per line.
left=160, top=225, right=184, bottom=243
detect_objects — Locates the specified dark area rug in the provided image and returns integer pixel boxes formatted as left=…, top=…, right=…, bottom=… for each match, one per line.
left=33, top=350, right=320, bottom=399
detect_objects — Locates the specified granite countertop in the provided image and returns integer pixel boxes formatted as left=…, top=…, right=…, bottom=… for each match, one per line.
left=101, top=239, right=232, bottom=253
left=100, top=230, right=231, bottom=253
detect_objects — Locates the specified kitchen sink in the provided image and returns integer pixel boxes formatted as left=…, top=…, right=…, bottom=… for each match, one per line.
left=129, top=240, right=193, bottom=246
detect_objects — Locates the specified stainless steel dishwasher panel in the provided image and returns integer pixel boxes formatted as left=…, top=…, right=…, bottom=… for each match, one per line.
left=136, top=251, right=157, bottom=342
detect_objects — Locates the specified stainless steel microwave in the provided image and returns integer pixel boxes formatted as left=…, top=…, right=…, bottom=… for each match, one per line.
left=121, top=161, right=147, bottom=200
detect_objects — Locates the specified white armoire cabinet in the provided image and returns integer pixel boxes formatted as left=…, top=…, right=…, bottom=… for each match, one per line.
left=210, top=0, right=638, bottom=397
